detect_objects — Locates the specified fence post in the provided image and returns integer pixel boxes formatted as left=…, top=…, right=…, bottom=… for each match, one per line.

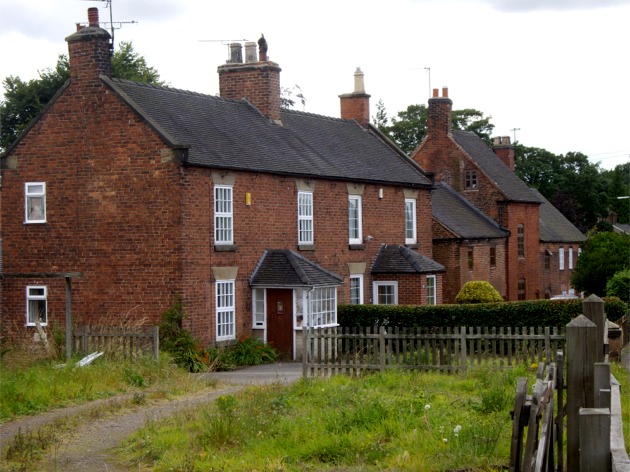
left=153, top=325, right=160, bottom=360
left=379, top=326, right=386, bottom=372
left=579, top=408, right=611, bottom=472
left=459, top=327, right=467, bottom=372
left=582, top=295, right=606, bottom=363
left=556, top=351, right=564, bottom=472
left=566, top=314, right=598, bottom=472
left=593, top=362, right=611, bottom=409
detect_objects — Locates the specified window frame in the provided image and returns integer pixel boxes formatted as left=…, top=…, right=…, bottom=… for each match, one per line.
left=568, top=246, right=573, bottom=270
left=559, top=246, right=565, bottom=271
left=348, top=195, right=363, bottom=245
left=490, top=246, right=497, bottom=268
left=214, top=185, right=234, bottom=245
left=426, top=275, right=436, bottom=305
left=308, top=286, right=337, bottom=328
left=298, top=191, right=314, bottom=245
left=216, top=279, right=236, bottom=341
left=517, top=278, right=526, bottom=301
left=404, top=198, right=417, bottom=245
left=252, top=288, right=266, bottom=328
left=467, top=246, right=474, bottom=271
left=373, top=281, right=398, bottom=305
left=25, top=182, right=46, bottom=224
left=349, top=274, right=364, bottom=305
left=26, top=285, right=48, bottom=326
left=464, top=170, right=478, bottom=190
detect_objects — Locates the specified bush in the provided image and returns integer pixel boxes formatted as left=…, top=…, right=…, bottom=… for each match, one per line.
left=455, top=281, right=504, bottom=304
left=158, top=295, right=204, bottom=372
left=338, top=297, right=628, bottom=329
left=205, top=337, right=278, bottom=371
left=606, top=270, right=630, bottom=305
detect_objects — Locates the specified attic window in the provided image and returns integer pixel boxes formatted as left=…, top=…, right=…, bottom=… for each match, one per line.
left=464, top=170, right=478, bottom=190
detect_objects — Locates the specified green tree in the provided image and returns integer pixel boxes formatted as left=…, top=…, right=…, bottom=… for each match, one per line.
left=373, top=102, right=494, bottom=154
left=602, top=162, right=630, bottom=224
left=1, top=42, right=162, bottom=152
left=571, top=231, right=630, bottom=296
left=606, top=269, right=630, bottom=304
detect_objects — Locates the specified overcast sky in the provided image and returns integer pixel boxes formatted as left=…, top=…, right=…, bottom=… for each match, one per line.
left=1, top=0, right=628, bottom=170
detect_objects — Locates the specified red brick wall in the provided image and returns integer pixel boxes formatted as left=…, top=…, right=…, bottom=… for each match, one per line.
left=1, top=80, right=183, bottom=334
left=539, top=243, right=579, bottom=298
left=340, top=94, right=370, bottom=127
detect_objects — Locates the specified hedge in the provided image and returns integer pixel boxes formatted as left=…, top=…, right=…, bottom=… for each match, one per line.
left=337, top=297, right=628, bottom=329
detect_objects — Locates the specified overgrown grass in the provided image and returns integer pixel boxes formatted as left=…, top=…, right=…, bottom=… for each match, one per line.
left=120, top=366, right=533, bottom=471
left=0, top=353, right=202, bottom=422
left=611, top=362, right=630, bottom=451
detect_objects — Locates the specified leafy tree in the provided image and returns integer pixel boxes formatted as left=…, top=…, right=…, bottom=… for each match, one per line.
left=571, top=231, right=630, bottom=296
left=602, top=162, right=630, bottom=224
left=373, top=102, right=494, bottom=154
left=1, top=42, right=162, bottom=152
left=281, top=84, right=306, bottom=110
left=606, top=269, right=630, bottom=304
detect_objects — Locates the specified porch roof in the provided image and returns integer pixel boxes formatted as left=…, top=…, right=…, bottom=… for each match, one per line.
left=371, top=245, right=445, bottom=274
left=249, top=250, right=344, bottom=288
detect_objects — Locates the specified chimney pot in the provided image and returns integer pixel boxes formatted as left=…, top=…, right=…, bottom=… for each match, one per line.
left=432, top=88, right=439, bottom=98
left=502, top=136, right=511, bottom=145
left=244, top=42, right=257, bottom=63
left=228, top=43, right=243, bottom=63
left=493, top=137, right=502, bottom=146
left=353, top=67, right=365, bottom=94
left=88, top=7, right=99, bottom=27
left=442, top=86, right=448, bottom=98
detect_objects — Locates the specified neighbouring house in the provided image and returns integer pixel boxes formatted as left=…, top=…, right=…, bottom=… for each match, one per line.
left=431, top=183, right=509, bottom=304
left=413, top=87, right=585, bottom=301
left=532, top=188, right=586, bottom=298
left=0, top=8, right=444, bottom=359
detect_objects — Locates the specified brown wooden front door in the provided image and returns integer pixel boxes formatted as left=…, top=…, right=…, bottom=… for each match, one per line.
left=266, top=289, right=294, bottom=356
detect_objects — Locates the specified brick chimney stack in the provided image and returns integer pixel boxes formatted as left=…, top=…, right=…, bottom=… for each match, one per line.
left=492, top=136, right=515, bottom=171
left=65, top=8, right=112, bottom=85
left=428, top=87, right=452, bottom=137
left=339, top=68, right=371, bottom=127
left=218, top=35, right=282, bottom=122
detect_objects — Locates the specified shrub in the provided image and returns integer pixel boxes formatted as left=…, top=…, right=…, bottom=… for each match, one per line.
left=204, top=337, right=278, bottom=371
left=455, top=281, right=504, bottom=304
left=606, top=270, right=630, bottom=305
left=158, top=295, right=204, bottom=372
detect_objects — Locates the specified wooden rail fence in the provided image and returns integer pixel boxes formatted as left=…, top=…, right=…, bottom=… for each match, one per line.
left=72, top=324, right=159, bottom=359
left=303, top=326, right=565, bottom=377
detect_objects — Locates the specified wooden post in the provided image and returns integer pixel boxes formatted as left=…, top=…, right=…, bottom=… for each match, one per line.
left=582, top=294, right=606, bottom=363
left=153, top=325, right=160, bottom=360
left=379, top=326, right=386, bottom=372
left=579, top=408, right=611, bottom=472
left=593, top=362, right=611, bottom=409
left=460, top=327, right=467, bottom=372
left=556, top=351, right=564, bottom=472
left=65, top=276, right=72, bottom=359
left=566, top=314, right=598, bottom=472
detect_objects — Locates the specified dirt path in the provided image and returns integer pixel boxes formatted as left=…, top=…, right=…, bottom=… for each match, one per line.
left=1, top=363, right=302, bottom=471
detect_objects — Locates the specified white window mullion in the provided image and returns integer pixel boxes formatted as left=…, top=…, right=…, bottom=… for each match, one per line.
left=298, top=191, right=313, bottom=244
left=348, top=195, right=362, bottom=244
left=214, top=185, right=233, bottom=245
left=405, top=198, right=416, bottom=244
left=216, top=280, right=235, bottom=340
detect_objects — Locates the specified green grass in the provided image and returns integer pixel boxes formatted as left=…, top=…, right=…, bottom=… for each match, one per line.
left=120, top=366, right=533, bottom=471
left=0, top=353, right=203, bottom=422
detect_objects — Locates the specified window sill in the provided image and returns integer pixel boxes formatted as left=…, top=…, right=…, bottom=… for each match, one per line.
left=298, top=244, right=316, bottom=251
left=349, top=244, right=365, bottom=250
left=405, top=243, right=419, bottom=249
left=214, top=244, right=237, bottom=252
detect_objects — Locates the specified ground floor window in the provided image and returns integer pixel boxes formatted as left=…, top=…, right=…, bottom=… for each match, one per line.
left=426, top=275, right=436, bottom=305
left=349, top=275, right=363, bottom=304
left=252, top=288, right=265, bottom=328
left=216, top=280, right=235, bottom=340
left=26, top=285, right=47, bottom=326
left=518, top=278, right=526, bottom=301
left=374, top=281, right=398, bottom=305
left=309, top=286, right=337, bottom=327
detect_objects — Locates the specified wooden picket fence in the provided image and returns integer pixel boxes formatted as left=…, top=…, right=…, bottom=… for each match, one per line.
left=72, top=324, right=160, bottom=359
left=509, top=356, right=563, bottom=472
left=302, top=326, right=565, bottom=377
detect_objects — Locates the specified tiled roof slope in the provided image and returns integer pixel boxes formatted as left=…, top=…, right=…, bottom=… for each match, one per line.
left=432, top=183, right=509, bottom=239
left=452, top=130, right=542, bottom=204
left=371, top=245, right=445, bottom=274
left=105, top=77, right=432, bottom=188
left=249, top=250, right=344, bottom=287
left=530, top=188, right=586, bottom=243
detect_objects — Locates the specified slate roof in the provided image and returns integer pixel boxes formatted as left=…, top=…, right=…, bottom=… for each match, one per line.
left=371, top=245, right=445, bottom=274
left=613, top=223, right=630, bottom=235
left=451, top=130, right=542, bottom=204
left=103, top=77, right=432, bottom=188
left=530, top=189, right=586, bottom=243
left=432, top=183, right=509, bottom=240
left=249, top=250, right=344, bottom=287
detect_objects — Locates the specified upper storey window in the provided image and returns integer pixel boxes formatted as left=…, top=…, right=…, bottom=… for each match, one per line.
left=465, top=170, right=478, bottom=190
left=25, top=182, right=46, bottom=223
